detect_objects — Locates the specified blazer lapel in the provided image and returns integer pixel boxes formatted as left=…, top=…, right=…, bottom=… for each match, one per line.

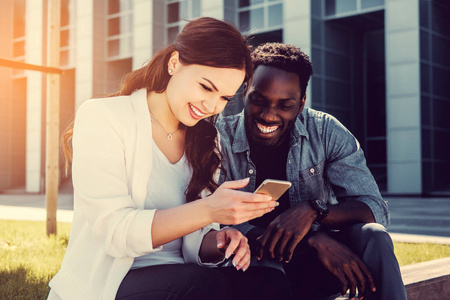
left=130, top=89, right=153, bottom=209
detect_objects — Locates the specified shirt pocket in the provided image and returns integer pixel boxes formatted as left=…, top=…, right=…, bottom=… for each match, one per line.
left=298, top=160, right=326, bottom=201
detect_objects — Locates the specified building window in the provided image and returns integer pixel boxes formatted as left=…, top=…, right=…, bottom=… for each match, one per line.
left=361, top=0, right=384, bottom=10
left=325, top=0, right=384, bottom=17
left=107, top=0, right=133, bottom=60
left=60, top=0, right=76, bottom=68
left=166, top=0, right=201, bottom=44
left=239, top=0, right=264, bottom=8
left=237, top=0, right=283, bottom=35
left=13, top=0, right=26, bottom=77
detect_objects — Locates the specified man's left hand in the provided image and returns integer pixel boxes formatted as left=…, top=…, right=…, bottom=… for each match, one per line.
left=256, top=201, right=317, bottom=262
left=308, top=231, right=376, bottom=300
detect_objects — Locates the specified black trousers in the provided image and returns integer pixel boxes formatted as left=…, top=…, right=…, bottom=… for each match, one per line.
left=116, top=263, right=294, bottom=300
left=282, top=223, right=407, bottom=300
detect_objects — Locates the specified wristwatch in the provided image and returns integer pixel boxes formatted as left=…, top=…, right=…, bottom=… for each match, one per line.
left=308, top=199, right=329, bottom=223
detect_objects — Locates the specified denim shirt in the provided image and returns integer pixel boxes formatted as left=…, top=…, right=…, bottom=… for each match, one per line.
left=216, top=108, right=390, bottom=235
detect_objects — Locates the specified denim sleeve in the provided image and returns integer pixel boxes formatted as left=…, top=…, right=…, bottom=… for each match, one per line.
left=321, top=114, right=390, bottom=228
left=233, top=222, right=256, bottom=236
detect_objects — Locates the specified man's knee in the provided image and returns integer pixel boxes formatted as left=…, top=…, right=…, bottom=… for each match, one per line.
left=362, top=223, right=392, bottom=244
left=346, top=223, right=394, bottom=255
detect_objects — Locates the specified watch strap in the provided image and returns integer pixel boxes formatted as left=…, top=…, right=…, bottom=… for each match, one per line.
left=308, top=199, right=328, bottom=223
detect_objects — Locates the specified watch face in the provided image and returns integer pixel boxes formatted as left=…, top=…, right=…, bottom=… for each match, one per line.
left=316, top=199, right=328, bottom=211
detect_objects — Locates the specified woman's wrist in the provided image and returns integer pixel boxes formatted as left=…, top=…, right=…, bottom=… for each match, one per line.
left=196, top=196, right=216, bottom=225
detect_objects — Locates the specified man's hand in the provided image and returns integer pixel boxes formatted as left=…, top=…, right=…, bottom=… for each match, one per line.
left=308, top=231, right=376, bottom=300
left=256, top=201, right=317, bottom=262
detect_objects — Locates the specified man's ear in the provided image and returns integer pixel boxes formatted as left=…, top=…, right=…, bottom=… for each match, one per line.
left=243, top=78, right=252, bottom=102
left=298, top=95, right=307, bottom=115
left=243, top=82, right=248, bottom=97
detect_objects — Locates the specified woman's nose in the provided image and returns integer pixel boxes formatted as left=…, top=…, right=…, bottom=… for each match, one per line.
left=201, top=96, right=219, bottom=114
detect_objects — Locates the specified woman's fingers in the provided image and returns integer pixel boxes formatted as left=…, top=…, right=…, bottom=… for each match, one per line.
left=210, top=180, right=279, bottom=224
left=218, top=178, right=250, bottom=190
left=221, top=229, right=251, bottom=272
left=232, top=239, right=250, bottom=271
left=236, top=246, right=251, bottom=271
left=224, top=233, right=240, bottom=259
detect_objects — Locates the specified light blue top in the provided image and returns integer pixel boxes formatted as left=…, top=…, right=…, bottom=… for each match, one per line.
left=216, top=108, right=390, bottom=235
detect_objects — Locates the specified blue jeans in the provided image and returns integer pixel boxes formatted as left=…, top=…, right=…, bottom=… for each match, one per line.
left=116, top=263, right=294, bottom=300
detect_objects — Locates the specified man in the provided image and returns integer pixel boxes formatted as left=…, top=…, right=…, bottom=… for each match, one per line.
left=216, top=43, right=407, bottom=300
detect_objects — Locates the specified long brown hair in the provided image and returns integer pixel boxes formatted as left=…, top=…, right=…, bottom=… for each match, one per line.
left=62, top=17, right=253, bottom=202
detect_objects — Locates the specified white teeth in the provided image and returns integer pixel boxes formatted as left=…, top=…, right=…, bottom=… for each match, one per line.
left=189, top=104, right=204, bottom=117
left=257, top=123, right=278, bottom=134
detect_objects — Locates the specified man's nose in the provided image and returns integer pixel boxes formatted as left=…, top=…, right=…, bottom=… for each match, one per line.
left=260, top=107, right=277, bottom=123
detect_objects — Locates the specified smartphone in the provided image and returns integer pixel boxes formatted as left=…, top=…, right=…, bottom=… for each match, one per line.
left=254, top=179, right=292, bottom=201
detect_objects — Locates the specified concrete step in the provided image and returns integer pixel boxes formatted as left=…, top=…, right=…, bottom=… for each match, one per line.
left=335, top=257, right=450, bottom=300
left=401, top=257, right=450, bottom=300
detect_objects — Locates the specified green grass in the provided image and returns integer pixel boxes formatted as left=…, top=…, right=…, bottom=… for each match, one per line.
left=394, top=241, right=450, bottom=266
left=1, top=219, right=450, bottom=299
left=0, top=220, right=70, bottom=300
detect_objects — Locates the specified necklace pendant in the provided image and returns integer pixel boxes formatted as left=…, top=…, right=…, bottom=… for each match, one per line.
left=167, top=134, right=173, bottom=141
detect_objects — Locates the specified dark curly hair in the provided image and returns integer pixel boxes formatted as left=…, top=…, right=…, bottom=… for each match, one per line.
left=251, top=43, right=313, bottom=99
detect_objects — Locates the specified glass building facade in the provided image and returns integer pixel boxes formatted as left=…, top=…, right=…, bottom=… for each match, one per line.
left=0, top=0, right=448, bottom=196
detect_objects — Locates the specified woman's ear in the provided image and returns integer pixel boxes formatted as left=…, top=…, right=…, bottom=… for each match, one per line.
left=168, top=51, right=180, bottom=73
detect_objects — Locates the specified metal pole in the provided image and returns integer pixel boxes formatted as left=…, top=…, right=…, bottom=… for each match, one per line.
left=46, top=0, right=61, bottom=236
left=0, top=58, right=63, bottom=74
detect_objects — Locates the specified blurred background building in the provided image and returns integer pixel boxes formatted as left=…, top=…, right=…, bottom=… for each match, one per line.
left=0, top=0, right=449, bottom=196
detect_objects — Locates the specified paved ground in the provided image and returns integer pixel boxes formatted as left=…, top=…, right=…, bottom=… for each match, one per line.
left=0, top=193, right=74, bottom=223
left=1, top=190, right=450, bottom=244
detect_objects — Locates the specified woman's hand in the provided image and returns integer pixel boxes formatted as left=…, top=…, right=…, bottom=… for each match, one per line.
left=217, top=228, right=250, bottom=271
left=152, top=178, right=277, bottom=248
left=205, top=178, right=278, bottom=225
left=200, top=228, right=251, bottom=271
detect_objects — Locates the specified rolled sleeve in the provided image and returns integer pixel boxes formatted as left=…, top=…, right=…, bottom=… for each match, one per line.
left=323, top=114, right=390, bottom=228
left=358, top=197, right=390, bottom=228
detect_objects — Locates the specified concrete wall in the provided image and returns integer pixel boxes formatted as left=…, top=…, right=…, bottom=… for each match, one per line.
left=201, top=0, right=224, bottom=19
left=25, top=0, right=45, bottom=192
left=283, top=0, right=312, bottom=107
left=385, top=0, right=421, bottom=194
left=0, top=0, right=14, bottom=191
left=75, top=0, right=94, bottom=107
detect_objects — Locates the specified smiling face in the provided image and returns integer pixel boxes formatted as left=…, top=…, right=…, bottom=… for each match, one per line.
left=165, top=52, right=246, bottom=127
left=244, top=65, right=306, bottom=148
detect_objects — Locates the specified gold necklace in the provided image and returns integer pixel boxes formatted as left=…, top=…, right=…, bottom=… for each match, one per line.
left=149, top=112, right=180, bottom=141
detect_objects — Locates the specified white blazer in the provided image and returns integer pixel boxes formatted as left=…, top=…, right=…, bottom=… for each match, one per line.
left=48, top=89, right=219, bottom=300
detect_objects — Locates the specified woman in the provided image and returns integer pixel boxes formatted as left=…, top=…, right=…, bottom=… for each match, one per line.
left=48, top=17, right=293, bottom=300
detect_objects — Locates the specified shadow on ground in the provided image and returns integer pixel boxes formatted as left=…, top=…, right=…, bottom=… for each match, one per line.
left=0, top=266, right=51, bottom=299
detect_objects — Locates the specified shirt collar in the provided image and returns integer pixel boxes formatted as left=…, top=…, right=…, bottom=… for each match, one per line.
left=231, top=111, right=251, bottom=154
left=291, top=110, right=309, bottom=146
